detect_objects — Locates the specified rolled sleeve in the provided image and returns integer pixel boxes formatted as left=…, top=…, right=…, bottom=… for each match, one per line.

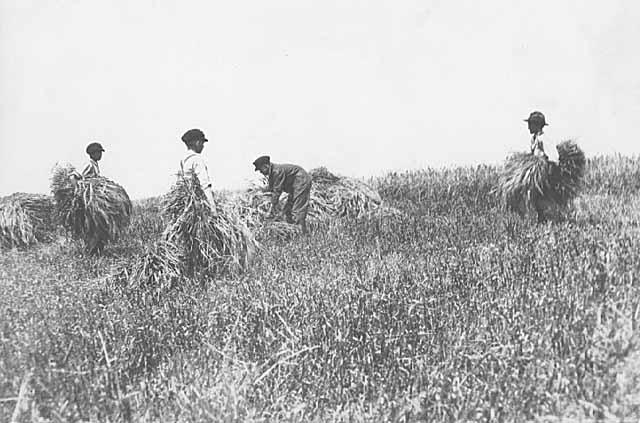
left=194, top=159, right=212, bottom=188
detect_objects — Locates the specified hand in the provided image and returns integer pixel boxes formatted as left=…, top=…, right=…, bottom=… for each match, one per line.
left=207, top=201, right=219, bottom=217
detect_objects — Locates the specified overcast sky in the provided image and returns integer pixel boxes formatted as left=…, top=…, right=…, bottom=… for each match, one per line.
left=1, top=0, right=639, bottom=199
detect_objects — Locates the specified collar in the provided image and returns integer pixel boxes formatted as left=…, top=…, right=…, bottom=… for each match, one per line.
left=186, top=148, right=201, bottom=157
left=531, top=130, right=544, bottom=140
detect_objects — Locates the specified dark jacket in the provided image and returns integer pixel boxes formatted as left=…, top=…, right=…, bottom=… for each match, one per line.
left=268, top=163, right=311, bottom=208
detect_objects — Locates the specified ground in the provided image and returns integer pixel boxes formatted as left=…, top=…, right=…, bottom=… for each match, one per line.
left=2, top=156, right=640, bottom=422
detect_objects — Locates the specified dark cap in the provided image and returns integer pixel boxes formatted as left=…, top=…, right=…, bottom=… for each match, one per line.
left=86, top=142, right=105, bottom=154
left=524, top=111, right=548, bottom=126
left=253, top=155, right=271, bottom=171
left=181, top=128, right=208, bottom=145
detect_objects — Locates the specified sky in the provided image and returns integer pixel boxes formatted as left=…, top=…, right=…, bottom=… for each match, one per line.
left=1, top=0, right=639, bottom=199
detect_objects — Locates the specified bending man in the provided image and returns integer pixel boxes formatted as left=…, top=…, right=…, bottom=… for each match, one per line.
left=253, top=155, right=312, bottom=233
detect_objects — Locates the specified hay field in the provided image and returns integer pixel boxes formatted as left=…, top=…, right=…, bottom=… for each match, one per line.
left=2, top=156, right=640, bottom=422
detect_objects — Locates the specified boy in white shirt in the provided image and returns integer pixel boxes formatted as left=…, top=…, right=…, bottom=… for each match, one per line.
left=180, top=128, right=215, bottom=207
left=525, top=111, right=559, bottom=163
left=82, top=142, right=104, bottom=177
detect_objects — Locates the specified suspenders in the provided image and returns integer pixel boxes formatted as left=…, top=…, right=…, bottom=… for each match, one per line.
left=180, top=153, right=198, bottom=175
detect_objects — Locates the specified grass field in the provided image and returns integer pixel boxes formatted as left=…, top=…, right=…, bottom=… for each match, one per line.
left=2, top=155, right=640, bottom=422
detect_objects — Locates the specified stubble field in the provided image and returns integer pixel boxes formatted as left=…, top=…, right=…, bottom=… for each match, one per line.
left=2, top=155, right=640, bottom=422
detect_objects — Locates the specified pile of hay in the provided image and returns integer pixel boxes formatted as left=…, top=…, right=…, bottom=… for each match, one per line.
left=50, top=164, right=132, bottom=253
left=498, top=140, right=586, bottom=217
left=309, top=167, right=383, bottom=219
left=241, top=167, right=388, bottom=230
left=162, top=172, right=258, bottom=274
left=0, top=193, right=55, bottom=249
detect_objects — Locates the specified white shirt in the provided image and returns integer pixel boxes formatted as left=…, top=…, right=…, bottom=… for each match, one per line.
left=530, top=132, right=559, bottom=162
left=180, top=151, right=212, bottom=188
left=81, top=159, right=100, bottom=178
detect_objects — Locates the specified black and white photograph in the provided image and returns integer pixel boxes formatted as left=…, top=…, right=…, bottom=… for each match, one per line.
left=1, top=1, right=640, bottom=421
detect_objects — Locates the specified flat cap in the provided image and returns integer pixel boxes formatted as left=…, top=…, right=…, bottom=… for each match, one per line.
left=253, top=155, right=271, bottom=171
left=86, top=142, right=105, bottom=154
left=181, top=128, right=208, bottom=144
left=524, top=111, right=548, bottom=126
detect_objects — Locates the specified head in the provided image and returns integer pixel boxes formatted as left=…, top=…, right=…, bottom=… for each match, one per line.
left=524, top=111, right=548, bottom=134
left=181, top=128, right=208, bottom=153
left=253, top=155, right=271, bottom=176
left=86, top=142, right=105, bottom=161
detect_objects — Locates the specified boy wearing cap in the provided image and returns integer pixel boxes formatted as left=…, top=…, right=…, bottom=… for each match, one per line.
left=82, top=142, right=104, bottom=178
left=253, top=155, right=312, bottom=234
left=525, top=111, right=549, bottom=159
left=180, top=128, right=215, bottom=207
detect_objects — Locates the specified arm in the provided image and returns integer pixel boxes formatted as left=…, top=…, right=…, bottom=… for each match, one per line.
left=269, top=168, right=286, bottom=215
left=192, top=156, right=216, bottom=209
left=80, top=162, right=94, bottom=178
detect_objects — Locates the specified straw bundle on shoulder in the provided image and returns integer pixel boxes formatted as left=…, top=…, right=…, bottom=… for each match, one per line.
left=498, top=140, right=585, bottom=217
left=50, top=164, right=132, bottom=252
left=0, top=193, right=55, bottom=249
left=162, top=172, right=258, bottom=274
left=554, top=140, right=586, bottom=202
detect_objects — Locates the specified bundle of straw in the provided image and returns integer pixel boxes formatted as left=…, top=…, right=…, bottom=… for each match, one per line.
left=309, top=167, right=383, bottom=219
left=162, top=172, right=257, bottom=274
left=498, top=140, right=585, bottom=218
left=0, top=193, right=55, bottom=249
left=555, top=140, right=586, bottom=202
left=50, top=164, right=132, bottom=253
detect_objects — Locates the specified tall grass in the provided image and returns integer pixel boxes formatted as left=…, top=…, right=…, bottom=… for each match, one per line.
left=2, top=155, right=640, bottom=422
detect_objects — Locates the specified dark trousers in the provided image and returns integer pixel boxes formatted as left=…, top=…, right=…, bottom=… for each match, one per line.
left=283, top=179, right=312, bottom=232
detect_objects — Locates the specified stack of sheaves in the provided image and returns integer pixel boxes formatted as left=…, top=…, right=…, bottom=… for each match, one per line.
left=50, top=163, right=132, bottom=253
left=0, top=193, right=55, bottom=249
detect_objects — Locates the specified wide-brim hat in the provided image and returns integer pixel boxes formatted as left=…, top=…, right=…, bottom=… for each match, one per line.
left=253, top=155, right=271, bottom=171
left=524, top=111, right=548, bottom=126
